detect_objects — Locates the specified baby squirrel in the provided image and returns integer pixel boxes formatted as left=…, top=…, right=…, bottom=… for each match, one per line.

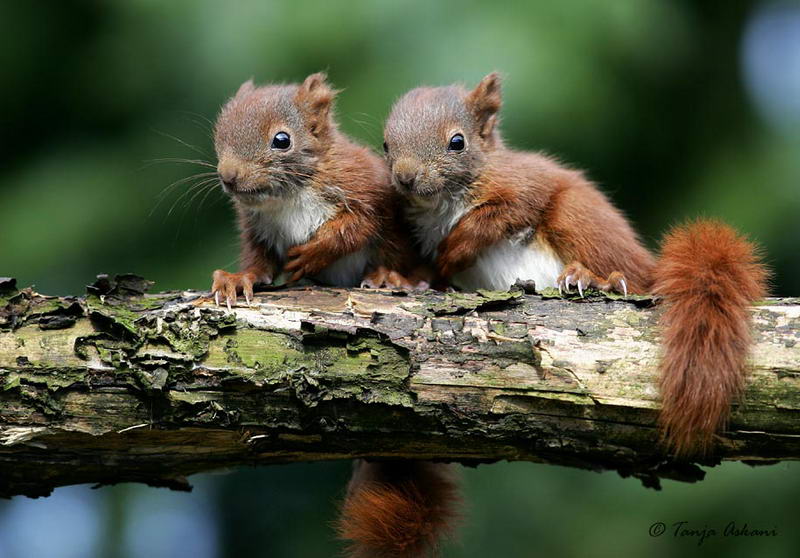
left=211, top=73, right=429, bottom=557
left=384, top=74, right=767, bottom=454
left=337, top=72, right=767, bottom=556
left=210, top=72, right=414, bottom=306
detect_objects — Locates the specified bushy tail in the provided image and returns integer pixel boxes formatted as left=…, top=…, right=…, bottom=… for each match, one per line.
left=336, top=460, right=461, bottom=558
left=653, top=220, right=767, bottom=457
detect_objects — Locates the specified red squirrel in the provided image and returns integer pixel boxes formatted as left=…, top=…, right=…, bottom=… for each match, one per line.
left=210, top=73, right=414, bottom=306
left=338, top=73, right=768, bottom=556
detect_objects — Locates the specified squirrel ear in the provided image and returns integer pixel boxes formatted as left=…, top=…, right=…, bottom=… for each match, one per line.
left=466, top=72, right=502, bottom=138
left=236, top=79, right=256, bottom=97
left=295, top=72, right=336, bottom=137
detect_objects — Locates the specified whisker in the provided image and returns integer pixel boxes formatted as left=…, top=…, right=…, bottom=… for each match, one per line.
left=156, top=171, right=218, bottom=201
left=185, top=181, right=219, bottom=210
left=152, top=128, right=212, bottom=159
left=150, top=173, right=218, bottom=217
left=196, top=181, right=223, bottom=214
left=346, top=112, right=381, bottom=143
left=166, top=178, right=220, bottom=216
left=143, top=158, right=216, bottom=169
left=176, top=110, right=215, bottom=131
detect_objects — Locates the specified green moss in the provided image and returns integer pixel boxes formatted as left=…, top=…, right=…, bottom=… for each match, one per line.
left=539, top=287, right=653, bottom=304
left=3, top=375, right=21, bottom=391
left=205, top=329, right=296, bottom=377
left=27, top=299, right=64, bottom=316
left=6, top=370, right=87, bottom=391
left=85, top=294, right=142, bottom=339
left=744, top=372, right=800, bottom=410
left=426, top=289, right=523, bottom=315
left=202, top=327, right=413, bottom=407
left=168, top=391, right=216, bottom=405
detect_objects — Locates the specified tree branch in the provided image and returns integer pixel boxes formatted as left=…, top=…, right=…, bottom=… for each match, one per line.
left=0, top=274, right=798, bottom=497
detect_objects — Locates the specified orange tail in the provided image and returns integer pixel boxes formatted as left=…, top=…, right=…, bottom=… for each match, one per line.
left=336, top=460, right=461, bottom=558
left=653, top=220, right=768, bottom=457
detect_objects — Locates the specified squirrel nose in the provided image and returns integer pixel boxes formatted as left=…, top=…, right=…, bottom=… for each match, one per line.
left=218, top=167, right=239, bottom=189
left=395, top=171, right=416, bottom=190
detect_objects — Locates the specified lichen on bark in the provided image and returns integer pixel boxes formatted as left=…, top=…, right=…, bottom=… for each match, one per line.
left=0, top=274, right=798, bottom=498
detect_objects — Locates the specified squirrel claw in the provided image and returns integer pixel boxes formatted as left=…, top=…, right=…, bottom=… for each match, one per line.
left=557, top=262, right=629, bottom=297
left=560, top=274, right=573, bottom=293
left=361, top=266, right=416, bottom=290
left=211, top=269, right=261, bottom=309
left=606, top=271, right=629, bottom=297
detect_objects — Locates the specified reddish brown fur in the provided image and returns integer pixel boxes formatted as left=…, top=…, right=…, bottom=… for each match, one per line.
left=435, top=150, right=656, bottom=291
left=386, top=73, right=768, bottom=459
left=385, top=74, right=655, bottom=291
left=539, top=167, right=656, bottom=293
left=337, top=461, right=461, bottom=558
left=279, top=128, right=416, bottom=285
left=652, top=220, right=767, bottom=456
left=281, top=141, right=399, bottom=281
left=211, top=73, right=416, bottom=301
left=294, top=72, right=337, bottom=136
left=556, top=262, right=629, bottom=295
left=212, top=216, right=279, bottom=303
left=465, top=72, right=501, bottom=139
left=286, top=133, right=415, bottom=283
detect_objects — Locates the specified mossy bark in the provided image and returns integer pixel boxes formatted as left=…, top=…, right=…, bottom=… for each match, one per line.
left=1, top=275, right=798, bottom=497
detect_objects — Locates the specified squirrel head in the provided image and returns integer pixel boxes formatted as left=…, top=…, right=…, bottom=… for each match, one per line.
left=383, top=72, right=502, bottom=199
left=214, top=72, right=338, bottom=205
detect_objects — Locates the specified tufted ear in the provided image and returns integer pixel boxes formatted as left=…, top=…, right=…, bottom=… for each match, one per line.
left=294, top=72, right=337, bottom=137
left=235, top=79, right=256, bottom=97
left=465, top=72, right=502, bottom=138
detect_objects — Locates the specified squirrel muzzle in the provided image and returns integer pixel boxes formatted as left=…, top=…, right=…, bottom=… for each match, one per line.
left=217, top=161, right=239, bottom=191
left=392, top=157, right=422, bottom=195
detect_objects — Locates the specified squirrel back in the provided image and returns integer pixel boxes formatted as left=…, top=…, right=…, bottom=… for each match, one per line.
left=384, top=74, right=655, bottom=292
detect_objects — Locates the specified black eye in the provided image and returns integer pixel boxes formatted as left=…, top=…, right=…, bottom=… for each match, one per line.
left=448, top=133, right=465, bottom=152
left=271, top=132, right=291, bottom=150
left=383, top=141, right=389, bottom=154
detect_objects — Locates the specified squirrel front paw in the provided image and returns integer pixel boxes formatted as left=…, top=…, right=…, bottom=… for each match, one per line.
left=436, top=234, right=478, bottom=279
left=211, top=270, right=266, bottom=310
left=557, top=262, right=628, bottom=297
left=360, top=266, right=428, bottom=291
left=284, top=242, right=332, bottom=282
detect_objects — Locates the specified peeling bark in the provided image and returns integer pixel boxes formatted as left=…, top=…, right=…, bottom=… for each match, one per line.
left=0, top=275, right=798, bottom=498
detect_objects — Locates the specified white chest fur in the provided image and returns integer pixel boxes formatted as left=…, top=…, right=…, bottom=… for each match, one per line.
left=249, top=189, right=334, bottom=258
left=247, top=189, right=370, bottom=287
left=406, top=195, right=564, bottom=292
left=453, top=229, right=564, bottom=291
left=406, top=196, right=470, bottom=259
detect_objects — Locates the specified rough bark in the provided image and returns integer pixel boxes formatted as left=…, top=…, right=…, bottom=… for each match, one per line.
left=0, top=274, right=798, bottom=498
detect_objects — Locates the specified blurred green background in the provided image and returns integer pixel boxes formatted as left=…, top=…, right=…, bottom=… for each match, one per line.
left=1, top=0, right=799, bottom=557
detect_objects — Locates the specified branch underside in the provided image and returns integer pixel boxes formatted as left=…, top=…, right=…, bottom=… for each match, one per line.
left=1, top=275, right=798, bottom=497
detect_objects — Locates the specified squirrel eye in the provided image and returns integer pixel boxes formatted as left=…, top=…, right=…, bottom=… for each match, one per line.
left=448, top=133, right=465, bottom=152
left=383, top=141, right=389, bottom=154
left=271, top=132, right=291, bottom=150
